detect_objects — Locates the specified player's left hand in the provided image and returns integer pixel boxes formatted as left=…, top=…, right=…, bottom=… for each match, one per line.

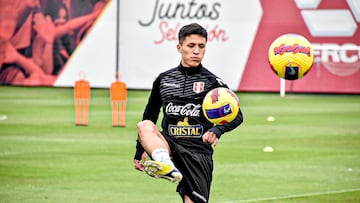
left=202, top=131, right=219, bottom=148
left=133, top=152, right=147, bottom=171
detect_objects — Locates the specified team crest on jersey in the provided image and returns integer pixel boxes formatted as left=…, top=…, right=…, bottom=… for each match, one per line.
left=168, top=117, right=203, bottom=138
left=193, top=82, right=205, bottom=93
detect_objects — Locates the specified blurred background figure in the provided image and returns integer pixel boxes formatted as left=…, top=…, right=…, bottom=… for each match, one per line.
left=34, top=0, right=107, bottom=75
left=0, top=0, right=55, bottom=85
left=0, top=0, right=108, bottom=85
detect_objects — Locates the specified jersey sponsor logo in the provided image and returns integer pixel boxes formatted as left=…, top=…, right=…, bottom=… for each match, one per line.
left=165, top=102, right=201, bottom=117
left=193, top=82, right=205, bottom=93
left=168, top=117, right=203, bottom=138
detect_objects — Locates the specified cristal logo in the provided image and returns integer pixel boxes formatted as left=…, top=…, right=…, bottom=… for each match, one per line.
left=165, top=102, right=201, bottom=117
left=295, top=0, right=360, bottom=76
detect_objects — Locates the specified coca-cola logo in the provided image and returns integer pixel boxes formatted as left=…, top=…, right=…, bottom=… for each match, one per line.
left=165, top=102, right=201, bottom=117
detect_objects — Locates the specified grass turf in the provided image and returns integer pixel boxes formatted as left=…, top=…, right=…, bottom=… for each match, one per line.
left=0, top=86, right=359, bottom=202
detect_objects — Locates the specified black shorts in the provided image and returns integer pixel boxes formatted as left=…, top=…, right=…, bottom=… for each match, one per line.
left=165, top=136, right=214, bottom=203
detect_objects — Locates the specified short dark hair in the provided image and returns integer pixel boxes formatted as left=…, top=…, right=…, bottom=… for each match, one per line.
left=178, top=23, right=207, bottom=44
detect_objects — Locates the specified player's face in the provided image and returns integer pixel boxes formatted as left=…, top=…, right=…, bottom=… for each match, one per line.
left=177, top=34, right=206, bottom=68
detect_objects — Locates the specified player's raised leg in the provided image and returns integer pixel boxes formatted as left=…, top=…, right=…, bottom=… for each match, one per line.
left=137, top=120, right=183, bottom=183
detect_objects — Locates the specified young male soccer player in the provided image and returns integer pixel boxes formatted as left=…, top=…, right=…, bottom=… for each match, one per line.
left=133, top=23, right=243, bottom=203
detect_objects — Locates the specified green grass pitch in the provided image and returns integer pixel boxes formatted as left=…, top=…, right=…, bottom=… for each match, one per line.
left=0, top=86, right=359, bottom=203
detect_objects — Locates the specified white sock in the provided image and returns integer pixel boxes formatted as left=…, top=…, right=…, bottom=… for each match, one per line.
left=151, top=148, right=174, bottom=167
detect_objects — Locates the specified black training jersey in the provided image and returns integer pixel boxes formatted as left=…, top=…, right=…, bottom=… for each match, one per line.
left=142, top=64, right=243, bottom=154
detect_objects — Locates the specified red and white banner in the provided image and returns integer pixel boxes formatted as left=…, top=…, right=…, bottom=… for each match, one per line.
left=111, top=0, right=262, bottom=90
left=240, top=0, right=360, bottom=93
left=0, top=0, right=111, bottom=86
left=1, top=0, right=359, bottom=93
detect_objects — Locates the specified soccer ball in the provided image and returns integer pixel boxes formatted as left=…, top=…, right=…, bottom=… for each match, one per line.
left=202, top=87, right=240, bottom=125
left=268, top=33, right=314, bottom=80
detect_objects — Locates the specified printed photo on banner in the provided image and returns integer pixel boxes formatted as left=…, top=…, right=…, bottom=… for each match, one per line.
left=0, top=0, right=109, bottom=86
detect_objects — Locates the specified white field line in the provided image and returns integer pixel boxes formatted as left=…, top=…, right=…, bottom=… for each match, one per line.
left=218, top=188, right=360, bottom=203
left=0, top=135, right=132, bottom=145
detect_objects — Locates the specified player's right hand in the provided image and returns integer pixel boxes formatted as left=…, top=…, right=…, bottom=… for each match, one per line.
left=134, top=152, right=147, bottom=171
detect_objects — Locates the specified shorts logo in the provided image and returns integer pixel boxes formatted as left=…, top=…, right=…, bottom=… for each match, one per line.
left=193, top=82, right=205, bottom=94
left=168, top=117, right=203, bottom=138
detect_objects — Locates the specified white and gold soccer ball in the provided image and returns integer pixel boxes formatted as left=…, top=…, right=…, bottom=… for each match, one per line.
left=202, top=87, right=240, bottom=125
left=268, top=33, right=314, bottom=80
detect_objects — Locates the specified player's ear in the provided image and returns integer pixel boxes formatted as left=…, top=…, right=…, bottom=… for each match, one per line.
left=176, top=44, right=182, bottom=53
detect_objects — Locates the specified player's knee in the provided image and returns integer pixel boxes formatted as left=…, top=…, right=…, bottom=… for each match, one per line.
left=137, top=120, right=155, bottom=132
left=137, top=120, right=154, bottom=127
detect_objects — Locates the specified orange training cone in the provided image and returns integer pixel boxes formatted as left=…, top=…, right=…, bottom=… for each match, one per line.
left=74, top=72, right=90, bottom=126
left=110, top=76, right=127, bottom=127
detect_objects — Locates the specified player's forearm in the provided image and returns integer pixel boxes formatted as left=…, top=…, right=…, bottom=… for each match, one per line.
left=142, top=79, right=162, bottom=122
left=208, top=109, right=243, bottom=138
left=134, top=140, right=145, bottom=160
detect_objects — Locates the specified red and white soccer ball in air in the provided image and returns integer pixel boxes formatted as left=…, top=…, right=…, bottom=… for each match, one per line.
left=202, top=87, right=240, bottom=125
left=268, top=33, right=314, bottom=80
